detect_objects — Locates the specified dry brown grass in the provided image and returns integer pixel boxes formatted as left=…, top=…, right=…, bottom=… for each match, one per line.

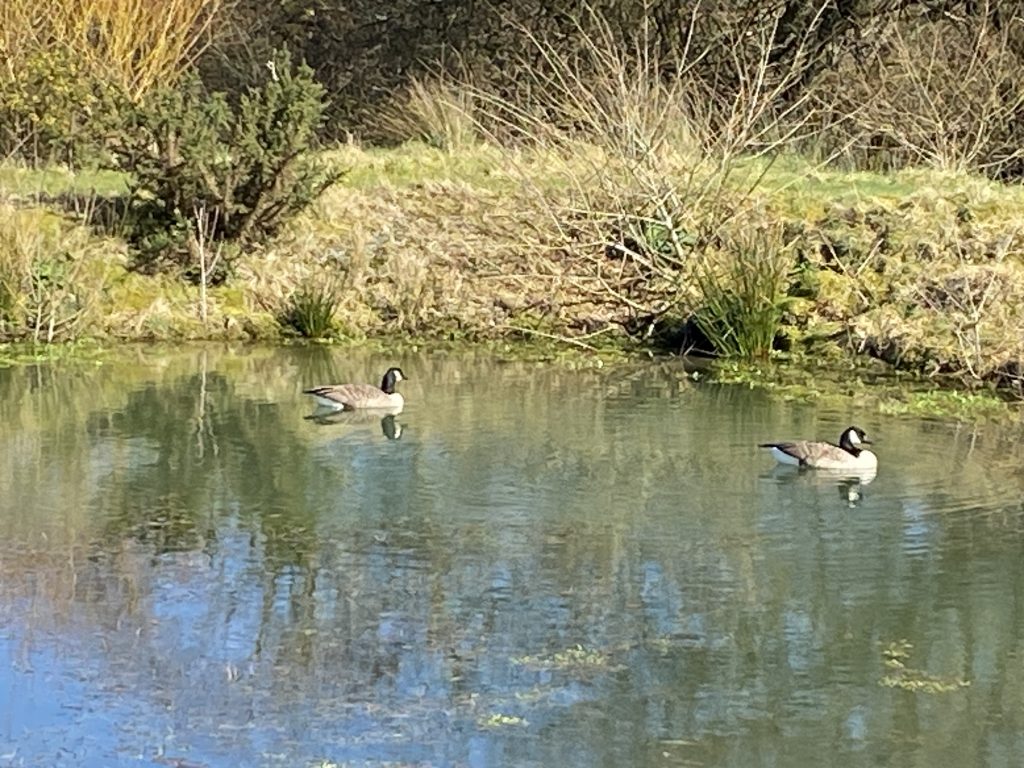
left=379, top=77, right=481, bottom=153
left=240, top=176, right=584, bottom=340
left=0, top=204, right=115, bottom=342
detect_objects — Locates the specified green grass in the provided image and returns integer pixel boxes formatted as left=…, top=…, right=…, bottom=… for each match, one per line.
left=732, top=154, right=1024, bottom=218
left=5, top=142, right=1014, bottom=222
left=0, top=165, right=126, bottom=197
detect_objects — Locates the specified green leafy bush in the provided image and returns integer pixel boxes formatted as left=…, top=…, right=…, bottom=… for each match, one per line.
left=114, top=50, right=341, bottom=279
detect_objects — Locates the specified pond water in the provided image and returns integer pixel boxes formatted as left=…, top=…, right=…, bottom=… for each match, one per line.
left=2, top=346, right=1024, bottom=768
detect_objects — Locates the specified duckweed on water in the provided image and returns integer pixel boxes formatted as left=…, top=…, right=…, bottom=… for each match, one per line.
left=0, top=340, right=109, bottom=367
left=876, top=389, right=1012, bottom=420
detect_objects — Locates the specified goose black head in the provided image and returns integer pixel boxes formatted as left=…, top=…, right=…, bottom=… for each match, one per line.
left=839, top=426, right=871, bottom=455
left=381, top=367, right=407, bottom=394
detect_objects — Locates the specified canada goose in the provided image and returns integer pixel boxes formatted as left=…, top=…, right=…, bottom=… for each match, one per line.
left=759, top=426, right=878, bottom=471
left=303, top=367, right=406, bottom=411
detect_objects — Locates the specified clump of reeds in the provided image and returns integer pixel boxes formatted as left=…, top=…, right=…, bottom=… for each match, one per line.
left=691, top=227, right=793, bottom=360
left=281, top=281, right=341, bottom=339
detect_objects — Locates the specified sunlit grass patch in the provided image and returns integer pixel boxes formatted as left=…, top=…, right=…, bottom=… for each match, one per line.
left=0, top=165, right=127, bottom=198
left=738, top=155, right=922, bottom=207
left=759, top=160, right=1024, bottom=221
left=322, top=141, right=514, bottom=192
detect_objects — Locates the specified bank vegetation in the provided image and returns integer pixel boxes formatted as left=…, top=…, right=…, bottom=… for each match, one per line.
left=1, top=0, right=1024, bottom=395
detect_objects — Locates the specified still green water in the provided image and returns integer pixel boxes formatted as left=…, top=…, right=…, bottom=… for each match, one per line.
left=1, top=346, right=1023, bottom=767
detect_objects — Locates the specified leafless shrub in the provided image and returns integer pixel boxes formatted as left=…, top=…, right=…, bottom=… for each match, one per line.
left=836, top=8, right=1024, bottom=175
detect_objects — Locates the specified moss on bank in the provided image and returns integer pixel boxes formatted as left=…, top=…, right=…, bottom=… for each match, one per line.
left=2, top=141, right=1024, bottom=400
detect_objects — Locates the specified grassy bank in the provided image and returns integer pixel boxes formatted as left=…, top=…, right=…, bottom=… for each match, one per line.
left=2, top=140, right=1024, bottom=398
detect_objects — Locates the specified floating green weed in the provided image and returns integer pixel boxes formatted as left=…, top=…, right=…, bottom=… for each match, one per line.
left=477, top=713, right=529, bottom=729
left=880, top=640, right=970, bottom=694
left=878, top=389, right=1009, bottom=421
left=0, top=339, right=107, bottom=367
left=511, top=644, right=609, bottom=670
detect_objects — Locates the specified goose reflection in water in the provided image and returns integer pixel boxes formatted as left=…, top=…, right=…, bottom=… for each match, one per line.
left=764, top=464, right=877, bottom=508
left=304, top=407, right=404, bottom=440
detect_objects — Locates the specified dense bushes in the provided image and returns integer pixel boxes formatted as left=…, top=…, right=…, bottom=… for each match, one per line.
left=208, top=0, right=1024, bottom=176
left=0, top=0, right=220, bottom=163
left=3, top=0, right=1023, bottom=176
